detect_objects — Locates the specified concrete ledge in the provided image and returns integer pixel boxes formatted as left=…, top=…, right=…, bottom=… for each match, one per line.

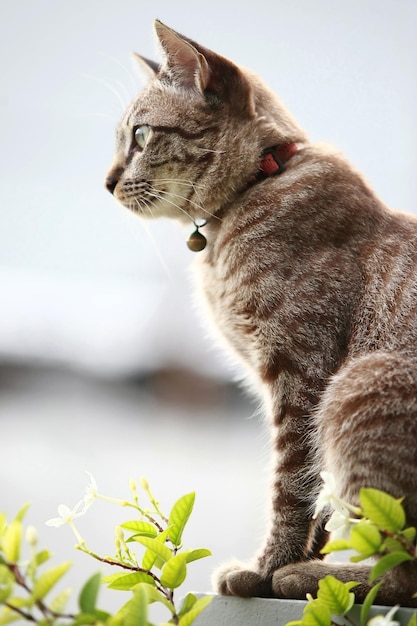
left=193, top=596, right=416, bottom=626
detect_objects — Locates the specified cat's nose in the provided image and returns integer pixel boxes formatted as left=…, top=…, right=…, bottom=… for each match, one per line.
left=104, top=165, right=123, bottom=195
left=105, top=175, right=118, bottom=195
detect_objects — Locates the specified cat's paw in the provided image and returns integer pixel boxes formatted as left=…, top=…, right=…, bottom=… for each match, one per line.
left=271, top=561, right=370, bottom=601
left=272, top=560, right=417, bottom=607
left=272, top=562, right=319, bottom=599
left=214, top=562, right=272, bottom=597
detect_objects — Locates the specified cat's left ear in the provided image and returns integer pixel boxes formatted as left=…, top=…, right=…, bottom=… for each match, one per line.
left=131, top=52, right=160, bottom=82
left=154, top=20, right=211, bottom=95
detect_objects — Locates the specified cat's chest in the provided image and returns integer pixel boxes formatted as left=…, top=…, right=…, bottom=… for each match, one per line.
left=193, top=251, right=276, bottom=364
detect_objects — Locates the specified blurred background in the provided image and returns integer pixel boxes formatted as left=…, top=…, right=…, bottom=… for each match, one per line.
left=1, top=0, right=416, bottom=619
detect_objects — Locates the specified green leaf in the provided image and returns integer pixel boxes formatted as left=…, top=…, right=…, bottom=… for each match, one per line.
left=160, top=554, right=187, bottom=589
left=133, top=536, right=172, bottom=564
left=0, top=607, right=20, bottom=626
left=0, top=565, right=14, bottom=603
left=360, top=582, right=383, bottom=626
left=360, top=488, right=405, bottom=532
left=168, top=493, right=195, bottom=547
left=142, top=547, right=158, bottom=571
left=0, top=514, right=7, bottom=538
left=32, top=561, right=71, bottom=600
left=122, top=585, right=148, bottom=626
left=27, top=549, right=52, bottom=579
left=5, top=596, right=34, bottom=609
left=407, top=613, right=417, bottom=626
left=178, top=593, right=197, bottom=617
left=50, top=588, right=72, bottom=614
left=78, top=571, right=102, bottom=613
left=402, top=527, right=416, bottom=543
left=34, top=549, right=51, bottom=568
left=104, top=571, right=155, bottom=590
left=183, top=548, right=212, bottom=563
left=178, top=595, right=213, bottom=626
left=138, top=529, right=171, bottom=570
left=71, top=609, right=112, bottom=626
left=132, top=582, right=175, bottom=613
left=370, top=552, right=413, bottom=583
left=2, top=521, right=22, bottom=563
left=121, top=521, right=158, bottom=538
left=14, top=504, right=30, bottom=523
left=302, top=599, right=331, bottom=626
left=350, top=521, right=382, bottom=558
left=316, top=575, right=356, bottom=615
left=320, top=539, right=351, bottom=555
left=381, top=537, right=404, bottom=553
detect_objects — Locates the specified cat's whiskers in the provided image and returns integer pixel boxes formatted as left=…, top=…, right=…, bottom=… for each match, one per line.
left=190, top=182, right=206, bottom=214
left=148, top=190, right=196, bottom=224
left=148, top=179, right=211, bottom=218
left=100, top=53, right=140, bottom=97
left=195, top=147, right=227, bottom=155
left=149, top=177, right=222, bottom=223
left=133, top=199, right=173, bottom=280
left=153, top=186, right=216, bottom=222
left=151, top=178, right=208, bottom=192
left=81, top=73, right=129, bottom=112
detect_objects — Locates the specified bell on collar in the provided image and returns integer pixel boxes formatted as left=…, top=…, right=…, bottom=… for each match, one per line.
left=187, top=227, right=207, bottom=252
left=186, top=219, right=207, bottom=252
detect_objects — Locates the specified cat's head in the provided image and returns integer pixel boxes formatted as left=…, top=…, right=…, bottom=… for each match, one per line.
left=105, top=20, right=306, bottom=226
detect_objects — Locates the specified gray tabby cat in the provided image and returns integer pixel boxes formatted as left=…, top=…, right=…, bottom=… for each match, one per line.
left=105, top=21, right=417, bottom=606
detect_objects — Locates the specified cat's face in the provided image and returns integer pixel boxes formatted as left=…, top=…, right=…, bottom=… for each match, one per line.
left=105, top=21, right=304, bottom=226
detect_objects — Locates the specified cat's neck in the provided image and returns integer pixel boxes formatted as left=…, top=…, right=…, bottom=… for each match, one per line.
left=199, top=141, right=301, bottom=233
left=255, top=143, right=300, bottom=180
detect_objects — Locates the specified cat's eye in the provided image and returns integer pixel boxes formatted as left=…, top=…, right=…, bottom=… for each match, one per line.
left=134, top=125, right=151, bottom=150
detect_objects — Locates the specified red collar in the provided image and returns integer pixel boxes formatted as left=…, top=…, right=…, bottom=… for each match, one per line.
left=257, top=143, right=299, bottom=179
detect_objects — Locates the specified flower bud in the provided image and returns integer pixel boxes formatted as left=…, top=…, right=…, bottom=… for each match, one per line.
left=139, top=476, right=149, bottom=491
left=26, top=525, right=38, bottom=547
left=115, top=526, right=124, bottom=541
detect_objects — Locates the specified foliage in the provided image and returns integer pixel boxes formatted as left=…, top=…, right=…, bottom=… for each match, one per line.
left=0, top=476, right=212, bottom=625
left=3, top=472, right=417, bottom=626
left=288, top=477, right=417, bottom=626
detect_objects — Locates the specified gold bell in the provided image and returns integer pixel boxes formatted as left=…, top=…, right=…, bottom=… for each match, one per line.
left=186, top=228, right=207, bottom=252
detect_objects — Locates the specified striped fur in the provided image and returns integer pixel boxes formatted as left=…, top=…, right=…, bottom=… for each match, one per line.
left=106, top=21, right=417, bottom=605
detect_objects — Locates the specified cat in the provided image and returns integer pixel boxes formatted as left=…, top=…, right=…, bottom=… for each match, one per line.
left=105, top=20, right=417, bottom=606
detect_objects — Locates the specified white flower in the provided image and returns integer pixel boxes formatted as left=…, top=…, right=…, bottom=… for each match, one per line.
left=368, top=606, right=400, bottom=626
left=84, top=472, right=99, bottom=505
left=325, top=508, right=354, bottom=540
left=45, top=500, right=89, bottom=528
left=313, top=471, right=361, bottom=521
left=313, top=471, right=339, bottom=518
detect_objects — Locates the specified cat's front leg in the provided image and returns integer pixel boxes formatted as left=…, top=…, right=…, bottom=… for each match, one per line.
left=214, top=496, right=317, bottom=597
left=214, top=507, right=320, bottom=597
left=215, top=407, right=322, bottom=597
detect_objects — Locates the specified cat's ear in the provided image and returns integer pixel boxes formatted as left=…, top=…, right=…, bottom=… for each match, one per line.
left=131, top=52, right=160, bottom=82
left=153, top=20, right=211, bottom=94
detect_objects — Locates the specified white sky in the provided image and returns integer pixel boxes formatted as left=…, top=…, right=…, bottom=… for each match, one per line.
left=0, top=0, right=416, bottom=373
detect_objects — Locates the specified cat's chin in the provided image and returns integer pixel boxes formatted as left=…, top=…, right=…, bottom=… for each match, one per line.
left=118, top=199, right=194, bottom=224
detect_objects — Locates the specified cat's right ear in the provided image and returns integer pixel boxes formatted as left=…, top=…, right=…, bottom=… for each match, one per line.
left=131, top=52, right=160, bottom=82
left=153, top=20, right=211, bottom=95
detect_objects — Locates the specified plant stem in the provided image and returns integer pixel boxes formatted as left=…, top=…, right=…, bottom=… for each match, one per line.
left=77, top=546, right=168, bottom=598
left=5, top=602, right=37, bottom=623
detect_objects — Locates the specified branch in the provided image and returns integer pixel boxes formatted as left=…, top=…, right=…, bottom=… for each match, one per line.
left=5, top=602, right=37, bottom=623
left=80, top=549, right=168, bottom=598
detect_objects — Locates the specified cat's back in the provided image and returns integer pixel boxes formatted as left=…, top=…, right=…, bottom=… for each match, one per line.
left=350, top=206, right=417, bottom=356
left=196, top=144, right=417, bottom=364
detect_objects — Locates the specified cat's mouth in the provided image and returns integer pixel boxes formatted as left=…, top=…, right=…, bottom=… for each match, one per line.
left=112, top=179, right=158, bottom=216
